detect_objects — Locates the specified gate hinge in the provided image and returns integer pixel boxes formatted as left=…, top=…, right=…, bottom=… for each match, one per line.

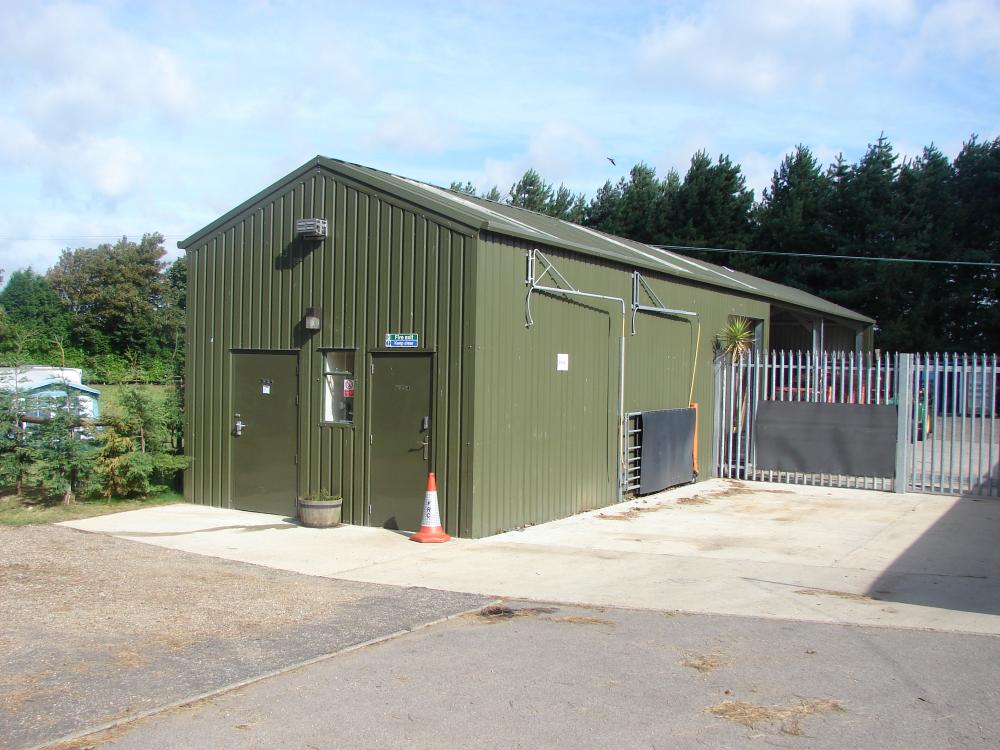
left=295, top=394, right=299, bottom=405
left=294, top=453, right=299, bottom=465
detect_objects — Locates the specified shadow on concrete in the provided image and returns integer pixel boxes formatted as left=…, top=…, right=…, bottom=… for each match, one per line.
left=865, top=463, right=1000, bottom=615
left=111, top=523, right=297, bottom=537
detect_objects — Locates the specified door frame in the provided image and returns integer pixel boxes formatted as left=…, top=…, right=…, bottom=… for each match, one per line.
left=229, top=348, right=300, bottom=511
left=364, top=350, right=435, bottom=527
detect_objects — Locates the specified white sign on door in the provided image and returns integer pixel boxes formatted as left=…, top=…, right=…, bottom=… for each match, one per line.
left=557, top=353, right=569, bottom=371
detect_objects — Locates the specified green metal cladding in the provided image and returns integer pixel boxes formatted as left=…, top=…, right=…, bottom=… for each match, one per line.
left=469, top=232, right=769, bottom=535
left=183, top=162, right=477, bottom=535
left=181, top=156, right=872, bottom=538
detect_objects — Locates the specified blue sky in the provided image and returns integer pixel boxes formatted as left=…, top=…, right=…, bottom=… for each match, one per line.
left=1, top=0, right=998, bottom=275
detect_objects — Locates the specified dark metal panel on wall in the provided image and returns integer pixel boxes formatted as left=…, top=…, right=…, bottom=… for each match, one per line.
left=638, top=408, right=696, bottom=495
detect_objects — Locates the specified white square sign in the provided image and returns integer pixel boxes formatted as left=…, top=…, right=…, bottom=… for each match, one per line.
left=557, top=353, right=569, bottom=371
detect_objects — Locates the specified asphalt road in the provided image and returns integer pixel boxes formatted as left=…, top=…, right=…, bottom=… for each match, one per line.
left=68, top=601, right=1000, bottom=750
left=0, top=525, right=489, bottom=750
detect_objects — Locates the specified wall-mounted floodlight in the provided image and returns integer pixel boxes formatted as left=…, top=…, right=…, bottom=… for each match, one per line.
left=296, top=218, right=328, bottom=240
left=304, top=307, right=322, bottom=331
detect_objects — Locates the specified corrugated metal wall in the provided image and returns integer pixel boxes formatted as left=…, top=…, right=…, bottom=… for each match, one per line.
left=470, top=232, right=769, bottom=537
left=185, top=166, right=477, bottom=536
left=184, top=161, right=871, bottom=539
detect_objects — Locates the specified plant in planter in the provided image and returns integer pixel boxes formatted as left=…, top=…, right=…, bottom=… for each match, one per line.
left=296, top=489, right=343, bottom=528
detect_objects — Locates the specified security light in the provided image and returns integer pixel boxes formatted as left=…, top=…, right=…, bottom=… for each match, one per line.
left=304, top=307, right=322, bottom=331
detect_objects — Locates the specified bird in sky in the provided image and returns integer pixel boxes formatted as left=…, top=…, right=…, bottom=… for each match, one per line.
left=607, top=157, right=616, bottom=166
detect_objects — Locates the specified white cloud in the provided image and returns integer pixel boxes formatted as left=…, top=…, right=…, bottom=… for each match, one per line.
left=0, top=0, right=997, bottom=278
left=72, top=137, right=146, bottom=201
left=637, top=0, right=917, bottom=95
left=0, top=1, right=192, bottom=204
left=736, top=149, right=781, bottom=198
left=650, top=118, right=719, bottom=180
left=0, top=208, right=140, bottom=276
left=0, top=116, right=42, bottom=164
left=1, top=2, right=193, bottom=137
left=476, top=121, right=604, bottom=196
left=914, top=0, right=1000, bottom=66
left=368, top=110, right=463, bottom=156
left=525, top=122, right=604, bottom=177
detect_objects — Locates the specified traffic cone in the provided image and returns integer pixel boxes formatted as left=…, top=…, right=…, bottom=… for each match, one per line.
left=411, top=472, right=451, bottom=543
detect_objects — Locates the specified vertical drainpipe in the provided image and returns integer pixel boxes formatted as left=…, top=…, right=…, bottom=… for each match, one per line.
left=617, top=318, right=626, bottom=501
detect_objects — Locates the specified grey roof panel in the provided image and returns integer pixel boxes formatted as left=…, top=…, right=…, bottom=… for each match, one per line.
left=331, top=160, right=872, bottom=325
left=180, top=156, right=873, bottom=326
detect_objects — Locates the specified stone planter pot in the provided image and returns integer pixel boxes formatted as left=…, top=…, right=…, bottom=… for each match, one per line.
left=296, top=496, right=343, bottom=528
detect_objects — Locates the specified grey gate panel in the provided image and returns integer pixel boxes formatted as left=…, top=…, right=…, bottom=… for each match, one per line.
left=755, top=401, right=897, bottom=477
left=714, top=350, right=899, bottom=491
left=638, top=407, right=696, bottom=495
left=714, top=350, right=998, bottom=496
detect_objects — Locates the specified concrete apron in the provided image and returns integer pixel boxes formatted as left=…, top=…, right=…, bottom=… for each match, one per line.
left=61, top=479, right=1000, bottom=635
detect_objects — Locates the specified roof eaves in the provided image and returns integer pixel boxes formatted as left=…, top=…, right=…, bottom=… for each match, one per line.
left=180, top=157, right=489, bottom=251
left=466, top=199, right=874, bottom=325
left=13, top=380, right=102, bottom=395
left=316, top=159, right=486, bottom=232
left=179, top=157, right=326, bottom=249
left=179, top=155, right=873, bottom=327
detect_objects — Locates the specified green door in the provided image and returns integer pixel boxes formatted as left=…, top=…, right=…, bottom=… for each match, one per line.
left=231, top=352, right=298, bottom=516
left=369, top=354, right=433, bottom=531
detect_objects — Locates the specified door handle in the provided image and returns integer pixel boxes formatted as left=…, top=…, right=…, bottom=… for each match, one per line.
left=233, top=414, right=247, bottom=436
left=421, top=436, right=429, bottom=460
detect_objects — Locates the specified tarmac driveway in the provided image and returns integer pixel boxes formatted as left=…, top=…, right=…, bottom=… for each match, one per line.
left=64, top=479, right=1000, bottom=635
left=0, top=525, right=488, bottom=750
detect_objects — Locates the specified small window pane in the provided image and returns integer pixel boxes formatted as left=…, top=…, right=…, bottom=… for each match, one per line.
left=323, top=352, right=355, bottom=423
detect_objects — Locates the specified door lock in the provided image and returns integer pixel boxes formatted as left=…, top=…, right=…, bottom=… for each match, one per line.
left=421, top=436, right=429, bottom=460
left=233, top=414, right=247, bottom=436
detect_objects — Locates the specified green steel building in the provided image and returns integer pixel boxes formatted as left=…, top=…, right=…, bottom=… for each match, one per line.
left=179, top=156, right=872, bottom=538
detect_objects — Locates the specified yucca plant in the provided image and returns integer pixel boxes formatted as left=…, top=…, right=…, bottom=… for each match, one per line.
left=718, top=317, right=756, bottom=436
left=718, top=317, right=755, bottom=364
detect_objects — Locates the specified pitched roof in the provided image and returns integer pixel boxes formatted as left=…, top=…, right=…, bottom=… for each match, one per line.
left=10, top=379, right=102, bottom=396
left=180, top=156, right=873, bottom=326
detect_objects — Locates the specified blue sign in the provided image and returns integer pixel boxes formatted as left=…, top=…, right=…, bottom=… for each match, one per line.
left=385, top=333, right=419, bottom=348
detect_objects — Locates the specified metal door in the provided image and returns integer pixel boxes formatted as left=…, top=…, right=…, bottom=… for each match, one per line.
left=231, top=352, right=298, bottom=515
left=369, top=354, right=433, bottom=530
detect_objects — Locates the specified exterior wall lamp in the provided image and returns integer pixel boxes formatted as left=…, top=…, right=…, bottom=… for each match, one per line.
left=304, top=307, right=322, bottom=331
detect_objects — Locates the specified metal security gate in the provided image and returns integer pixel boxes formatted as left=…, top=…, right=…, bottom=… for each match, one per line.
left=907, top=353, right=999, bottom=496
left=625, top=413, right=642, bottom=493
left=714, top=351, right=999, bottom=497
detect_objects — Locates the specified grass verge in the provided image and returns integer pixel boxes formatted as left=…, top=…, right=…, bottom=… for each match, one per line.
left=0, top=491, right=182, bottom=526
left=93, top=383, right=172, bottom=420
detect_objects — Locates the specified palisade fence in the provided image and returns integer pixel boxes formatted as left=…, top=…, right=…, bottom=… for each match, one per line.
left=714, top=350, right=999, bottom=497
